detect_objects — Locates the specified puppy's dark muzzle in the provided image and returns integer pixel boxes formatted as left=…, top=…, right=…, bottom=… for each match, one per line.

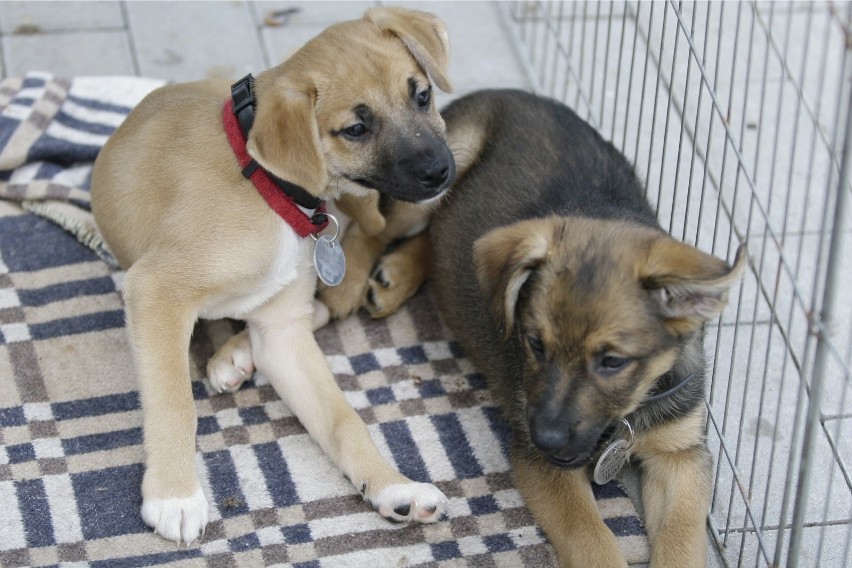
left=397, top=146, right=455, bottom=198
left=530, top=415, right=615, bottom=469
left=409, top=155, right=452, bottom=189
left=352, top=145, right=455, bottom=203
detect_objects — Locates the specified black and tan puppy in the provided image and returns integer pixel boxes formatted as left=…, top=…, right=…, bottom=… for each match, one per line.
left=331, top=90, right=746, bottom=567
left=91, top=7, right=455, bottom=544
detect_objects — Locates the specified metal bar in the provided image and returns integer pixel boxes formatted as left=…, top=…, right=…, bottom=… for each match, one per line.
left=787, top=35, right=852, bottom=568
left=653, top=1, right=682, bottom=225
left=763, top=5, right=827, bottom=566
left=599, top=1, right=614, bottom=131
left=683, top=0, right=713, bottom=246
left=609, top=1, right=627, bottom=143
left=632, top=1, right=655, bottom=172
left=547, top=1, right=567, bottom=97
left=497, top=2, right=543, bottom=93
left=664, top=0, right=693, bottom=237
left=644, top=4, right=668, bottom=196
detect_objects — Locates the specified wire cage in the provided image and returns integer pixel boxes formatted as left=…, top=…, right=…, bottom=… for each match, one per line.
left=498, top=1, right=852, bottom=566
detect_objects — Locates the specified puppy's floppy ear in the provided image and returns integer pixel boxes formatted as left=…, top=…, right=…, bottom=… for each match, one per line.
left=246, top=77, right=328, bottom=194
left=474, top=219, right=551, bottom=338
left=641, top=239, right=747, bottom=335
left=364, top=7, right=453, bottom=93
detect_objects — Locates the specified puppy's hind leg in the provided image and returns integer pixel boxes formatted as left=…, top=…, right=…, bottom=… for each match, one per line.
left=124, top=262, right=208, bottom=544
left=249, top=271, right=447, bottom=523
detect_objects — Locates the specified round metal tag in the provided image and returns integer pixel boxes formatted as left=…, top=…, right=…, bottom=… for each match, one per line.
left=314, top=235, right=346, bottom=287
left=593, top=438, right=630, bottom=485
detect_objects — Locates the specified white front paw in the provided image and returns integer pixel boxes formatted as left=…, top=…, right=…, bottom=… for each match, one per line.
left=141, top=487, right=209, bottom=544
left=369, top=482, right=448, bottom=523
left=207, top=331, right=254, bottom=393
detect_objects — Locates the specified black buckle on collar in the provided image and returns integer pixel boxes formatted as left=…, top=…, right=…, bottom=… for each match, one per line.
left=231, top=74, right=256, bottom=136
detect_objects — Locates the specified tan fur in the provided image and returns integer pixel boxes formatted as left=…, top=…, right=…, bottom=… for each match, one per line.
left=91, top=7, right=455, bottom=543
left=319, top=199, right=434, bottom=318
left=321, top=107, right=489, bottom=318
left=634, top=408, right=712, bottom=568
left=513, top=455, right=627, bottom=568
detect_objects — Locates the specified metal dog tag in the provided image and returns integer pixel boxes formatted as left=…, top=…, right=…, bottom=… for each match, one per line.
left=593, top=439, right=630, bottom=485
left=314, top=234, right=346, bottom=287
left=593, top=417, right=635, bottom=485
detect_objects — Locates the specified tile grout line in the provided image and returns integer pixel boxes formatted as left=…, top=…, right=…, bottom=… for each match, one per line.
left=120, top=0, right=140, bottom=77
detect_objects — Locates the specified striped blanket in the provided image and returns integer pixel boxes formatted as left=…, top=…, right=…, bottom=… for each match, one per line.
left=0, top=73, right=650, bottom=567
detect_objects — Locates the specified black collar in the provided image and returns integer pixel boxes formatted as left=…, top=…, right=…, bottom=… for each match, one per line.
left=231, top=74, right=325, bottom=213
left=641, top=371, right=698, bottom=403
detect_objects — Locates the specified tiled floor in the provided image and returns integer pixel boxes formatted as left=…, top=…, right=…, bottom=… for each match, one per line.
left=0, top=1, right=528, bottom=102
left=2, top=2, right=850, bottom=567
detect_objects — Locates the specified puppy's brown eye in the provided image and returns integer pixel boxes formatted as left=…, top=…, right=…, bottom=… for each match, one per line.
left=599, top=355, right=629, bottom=374
left=343, top=124, right=367, bottom=139
left=417, top=88, right=431, bottom=108
left=527, top=335, right=545, bottom=355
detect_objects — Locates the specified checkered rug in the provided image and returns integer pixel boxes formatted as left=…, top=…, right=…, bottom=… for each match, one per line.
left=0, top=73, right=650, bottom=567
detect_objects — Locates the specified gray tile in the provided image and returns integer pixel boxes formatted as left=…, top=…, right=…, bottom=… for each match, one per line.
left=0, top=1, right=123, bottom=34
left=2, top=30, right=134, bottom=77
left=251, top=1, right=377, bottom=26
left=402, top=1, right=528, bottom=93
left=260, top=20, right=331, bottom=67
left=823, top=416, right=852, bottom=487
left=126, top=1, right=265, bottom=81
left=714, top=522, right=852, bottom=568
left=261, top=1, right=527, bottom=97
left=253, top=1, right=378, bottom=67
left=705, top=321, right=851, bottom=532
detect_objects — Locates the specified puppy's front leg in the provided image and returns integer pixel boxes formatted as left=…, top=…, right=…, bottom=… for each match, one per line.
left=366, top=231, right=432, bottom=318
left=512, top=446, right=627, bottom=568
left=250, top=274, right=447, bottom=522
left=319, top=222, right=388, bottom=319
left=124, top=264, right=208, bottom=543
left=637, top=414, right=711, bottom=568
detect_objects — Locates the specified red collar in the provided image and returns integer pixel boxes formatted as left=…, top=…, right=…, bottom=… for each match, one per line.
left=222, top=99, right=328, bottom=237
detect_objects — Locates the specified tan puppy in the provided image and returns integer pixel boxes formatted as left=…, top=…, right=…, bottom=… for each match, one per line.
left=90, top=7, right=456, bottom=544
left=326, top=90, right=746, bottom=567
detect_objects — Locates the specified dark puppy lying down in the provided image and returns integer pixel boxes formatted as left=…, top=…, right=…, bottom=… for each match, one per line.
left=329, top=89, right=746, bottom=567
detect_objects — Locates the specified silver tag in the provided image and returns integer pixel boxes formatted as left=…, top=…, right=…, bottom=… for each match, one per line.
left=593, top=438, right=630, bottom=485
left=314, top=234, right=346, bottom=287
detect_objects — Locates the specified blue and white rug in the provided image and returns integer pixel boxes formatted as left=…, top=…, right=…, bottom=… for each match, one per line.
left=0, top=73, right=650, bottom=567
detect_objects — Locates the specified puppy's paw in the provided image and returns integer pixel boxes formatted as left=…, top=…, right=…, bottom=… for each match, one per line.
left=317, top=276, right=369, bottom=319
left=141, top=487, right=209, bottom=544
left=312, top=298, right=331, bottom=330
left=207, top=331, right=254, bottom=393
left=367, top=482, right=448, bottom=523
left=365, top=255, right=422, bottom=318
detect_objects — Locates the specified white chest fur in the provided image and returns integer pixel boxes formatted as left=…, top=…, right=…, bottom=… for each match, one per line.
left=198, top=222, right=310, bottom=320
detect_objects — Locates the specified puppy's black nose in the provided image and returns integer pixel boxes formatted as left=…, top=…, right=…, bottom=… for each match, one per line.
left=415, top=160, right=450, bottom=189
left=529, top=421, right=569, bottom=454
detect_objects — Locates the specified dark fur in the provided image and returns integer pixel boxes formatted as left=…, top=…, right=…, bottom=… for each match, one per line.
left=434, top=90, right=701, bottom=435
left=429, top=90, right=744, bottom=567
